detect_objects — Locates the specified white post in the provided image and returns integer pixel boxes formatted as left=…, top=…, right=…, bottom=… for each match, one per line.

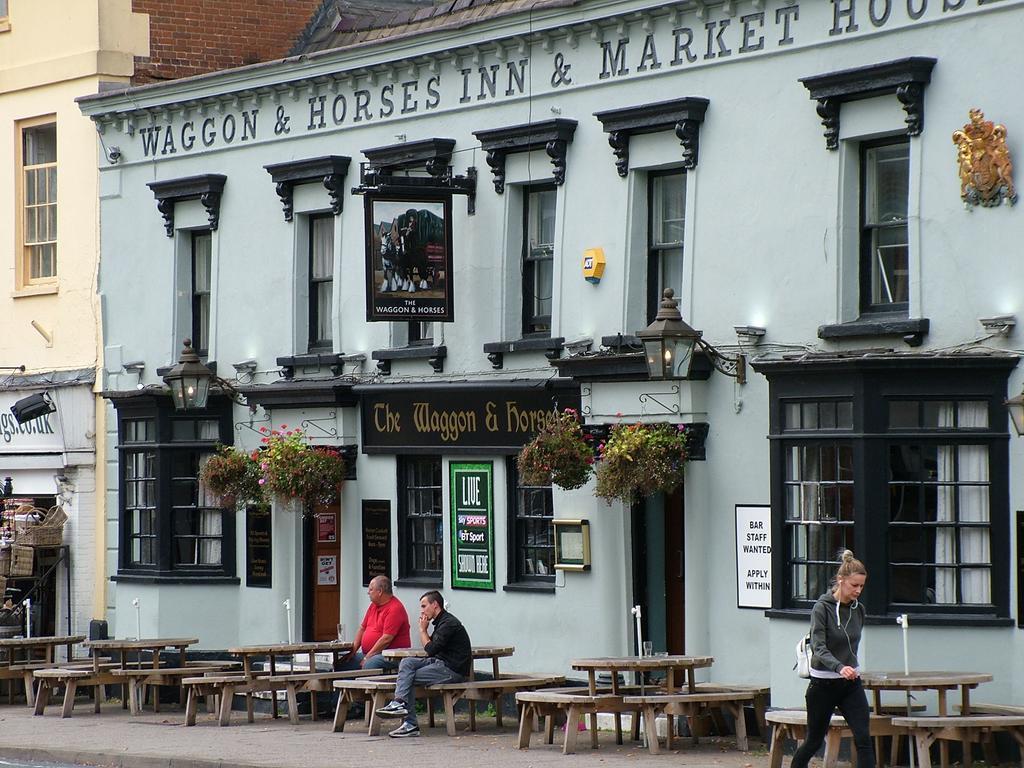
left=896, top=613, right=915, bottom=768
left=630, top=605, right=645, bottom=746
left=132, top=597, right=141, bottom=640
left=283, top=599, right=293, bottom=644
left=22, top=598, right=31, bottom=638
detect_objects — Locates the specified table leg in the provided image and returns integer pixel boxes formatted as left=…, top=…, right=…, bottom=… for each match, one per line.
left=332, top=690, right=349, bottom=733
left=644, top=705, right=660, bottom=754
left=270, top=655, right=278, bottom=719
left=492, top=657, right=502, bottom=727
left=219, top=683, right=236, bottom=726
left=185, top=686, right=198, bottom=726
left=61, top=680, right=77, bottom=718
left=587, top=670, right=598, bottom=740
left=687, top=668, right=696, bottom=693
left=611, top=670, right=622, bottom=744
left=564, top=705, right=581, bottom=755
left=516, top=702, right=533, bottom=749
left=243, top=657, right=254, bottom=723
left=128, top=679, right=140, bottom=715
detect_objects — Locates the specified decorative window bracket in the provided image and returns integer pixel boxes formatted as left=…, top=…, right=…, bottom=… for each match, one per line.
left=263, top=156, right=351, bottom=221
left=473, top=119, right=578, bottom=193
left=351, top=138, right=476, bottom=215
left=799, top=57, right=936, bottom=150
left=594, top=98, right=710, bottom=177
left=147, top=174, right=227, bottom=237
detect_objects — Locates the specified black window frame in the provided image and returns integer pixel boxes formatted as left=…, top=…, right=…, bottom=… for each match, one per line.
left=521, top=184, right=556, bottom=337
left=113, top=394, right=237, bottom=581
left=761, top=357, right=1015, bottom=623
left=505, top=458, right=555, bottom=589
left=307, top=213, right=334, bottom=352
left=396, top=455, right=443, bottom=586
left=191, top=230, right=212, bottom=358
left=646, top=169, right=687, bottom=324
left=859, top=136, right=910, bottom=317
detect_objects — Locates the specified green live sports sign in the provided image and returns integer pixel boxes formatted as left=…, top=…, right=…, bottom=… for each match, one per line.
left=449, top=462, right=495, bottom=591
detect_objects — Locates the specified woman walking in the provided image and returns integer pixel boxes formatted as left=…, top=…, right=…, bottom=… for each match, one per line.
left=790, top=550, right=874, bottom=768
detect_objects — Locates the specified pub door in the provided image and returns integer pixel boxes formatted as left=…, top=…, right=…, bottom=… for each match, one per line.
left=302, top=503, right=340, bottom=641
left=630, top=489, right=685, bottom=654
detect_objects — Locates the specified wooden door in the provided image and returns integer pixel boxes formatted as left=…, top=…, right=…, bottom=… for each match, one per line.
left=663, top=489, right=685, bottom=654
left=309, top=504, right=340, bottom=641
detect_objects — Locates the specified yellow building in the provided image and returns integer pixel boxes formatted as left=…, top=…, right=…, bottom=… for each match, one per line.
left=0, top=0, right=147, bottom=638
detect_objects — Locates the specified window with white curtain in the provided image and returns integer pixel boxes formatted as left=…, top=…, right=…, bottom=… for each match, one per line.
left=761, top=356, right=1013, bottom=620
left=308, top=214, right=333, bottom=350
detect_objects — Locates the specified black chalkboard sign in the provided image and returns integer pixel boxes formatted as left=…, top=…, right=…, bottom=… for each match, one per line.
left=246, top=504, right=272, bottom=588
left=362, top=500, right=391, bottom=587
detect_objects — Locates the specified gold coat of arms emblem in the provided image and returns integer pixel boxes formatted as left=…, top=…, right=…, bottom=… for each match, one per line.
left=952, top=109, right=1017, bottom=207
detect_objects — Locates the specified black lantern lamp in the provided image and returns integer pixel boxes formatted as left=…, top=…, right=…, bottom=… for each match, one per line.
left=162, top=339, right=213, bottom=411
left=636, top=289, right=746, bottom=384
left=1006, top=389, right=1024, bottom=436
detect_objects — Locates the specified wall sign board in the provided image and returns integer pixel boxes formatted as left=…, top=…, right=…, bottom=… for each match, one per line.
left=450, top=462, right=495, bottom=590
left=317, top=512, right=337, bottom=543
left=246, top=504, right=272, bottom=588
left=735, top=504, right=772, bottom=609
left=362, top=500, right=392, bottom=587
left=365, top=194, right=454, bottom=322
left=318, top=555, right=338, bottom=586
left=553, top=519, right=591, bottom=571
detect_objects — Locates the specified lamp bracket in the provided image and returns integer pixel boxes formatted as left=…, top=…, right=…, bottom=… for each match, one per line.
left=300, top=412, right=338, bottom=439
left=696, top=340, right=747, bottom=384
left=234, top=409, right=272, bottom=437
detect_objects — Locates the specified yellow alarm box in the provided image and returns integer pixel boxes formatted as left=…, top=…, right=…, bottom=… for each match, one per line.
left=583, top=247, right=606, bottom=284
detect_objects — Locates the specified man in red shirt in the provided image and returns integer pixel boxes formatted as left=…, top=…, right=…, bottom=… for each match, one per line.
left=341, top=575, right=410, bottom=672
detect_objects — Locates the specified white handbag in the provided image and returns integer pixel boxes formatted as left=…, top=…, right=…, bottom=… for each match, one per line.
left=795, top=633, right=812, bottom=678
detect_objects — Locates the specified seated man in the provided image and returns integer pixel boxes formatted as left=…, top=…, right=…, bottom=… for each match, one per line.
left=376, top=590, right=472, bottom=738
left=340, top=575, right=411, bottom=672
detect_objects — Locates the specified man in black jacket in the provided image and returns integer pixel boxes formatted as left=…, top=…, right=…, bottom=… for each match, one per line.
left=376, top=590, right=472, bottom=737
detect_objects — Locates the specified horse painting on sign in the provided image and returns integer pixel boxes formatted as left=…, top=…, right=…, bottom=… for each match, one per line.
left=365, top=196, right=453, bottom=322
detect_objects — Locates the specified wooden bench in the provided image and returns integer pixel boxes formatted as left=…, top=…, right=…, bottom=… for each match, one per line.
left=516, top=688, right=650, bottom=753
left=33, top=668, right=124, bottom=718
left=891, top=714, right=1024, bottom=768
left=622, top=689, right=768, bottom=752
left=5, top=658, right=113, bottom=707
left=112, top=662, right=241, bottom=715
left=182, top=668, right=379, bottom=726
left=766, top=709, right=905, bottom=768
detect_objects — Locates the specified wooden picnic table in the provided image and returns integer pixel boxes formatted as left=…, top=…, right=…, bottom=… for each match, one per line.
left=227, top=640, right=352, bottom=720
left=861, top=671, right=994, bottom=768
left=383, top=645, right=516, bottom=729
left=83, top=637, right=199, bottom=709
left=0, top=635, right=86, bottom=704
left=571, top=655, right=715, bottom=745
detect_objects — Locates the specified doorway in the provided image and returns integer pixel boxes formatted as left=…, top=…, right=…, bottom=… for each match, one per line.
left=303, top=502, right=340, bottom=641
left=631, top=489, right=685, bottom=654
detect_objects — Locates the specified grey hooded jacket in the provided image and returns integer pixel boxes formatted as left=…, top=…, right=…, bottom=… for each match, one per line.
left=808, top=591, right=865, bottom=676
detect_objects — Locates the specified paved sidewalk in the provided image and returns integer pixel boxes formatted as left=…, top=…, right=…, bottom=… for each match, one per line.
left=0, top=700, right=777, bottom=768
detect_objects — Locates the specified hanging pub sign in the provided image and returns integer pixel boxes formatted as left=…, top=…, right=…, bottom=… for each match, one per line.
left=450, top=462, right=494, bottom=591
left=364, top=193, right=454, bottom=322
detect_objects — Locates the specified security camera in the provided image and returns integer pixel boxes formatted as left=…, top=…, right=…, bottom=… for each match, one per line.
left=107, top=146, right=122, bottom=164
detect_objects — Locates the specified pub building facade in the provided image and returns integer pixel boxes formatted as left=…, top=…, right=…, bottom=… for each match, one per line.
left=80, top=0, right=1024, bottom=704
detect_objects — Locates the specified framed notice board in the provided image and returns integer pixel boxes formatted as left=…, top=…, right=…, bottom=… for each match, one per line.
left=449, top=462, right=495, bottom=590
left=245, top=504, right=272, bottom=588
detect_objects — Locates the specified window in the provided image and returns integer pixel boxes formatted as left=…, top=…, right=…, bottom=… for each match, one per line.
left=407, top=321, right=432, bottom=346
left=761, top=357, right=1013, bottom=620
left=506, top=459, right=554, bottom=585
left=17, top=119, right=57, bottom=285
left=397, top=456, right=443, bottom=583
left=191, top=231, right=212, bottom=357
left=115, top=396, right=235, bottom=579
left=308, top=214, right=333, bottom=351
left=860, top=139, right=909, bottom=314
left=0, top=0, right=9, bottom=29
left=522, top=185, right=556, bottom=336
left=647, top=171, right=686, bottom=323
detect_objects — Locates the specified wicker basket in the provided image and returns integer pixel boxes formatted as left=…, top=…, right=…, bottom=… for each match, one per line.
left=0, top=548, right=10, bottom=577
left=15, top=505, right=66, bottom=547
left=9, top=545, right=33, bottom=577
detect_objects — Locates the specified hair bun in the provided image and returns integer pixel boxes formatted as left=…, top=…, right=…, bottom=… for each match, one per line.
left=841, top=549, right=855, bottom=562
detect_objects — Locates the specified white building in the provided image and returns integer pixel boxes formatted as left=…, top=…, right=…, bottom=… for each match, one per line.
left=80, top=0, right=1024, bottom=706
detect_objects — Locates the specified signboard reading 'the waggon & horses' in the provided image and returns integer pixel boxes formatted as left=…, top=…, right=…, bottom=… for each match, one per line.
left=358, top=383, right=580, bottom=454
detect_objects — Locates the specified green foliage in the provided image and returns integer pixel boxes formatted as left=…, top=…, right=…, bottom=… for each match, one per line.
left=200, top=445, right=265, bottom=507
left=516, top=409, right=595, bottom=490
left=594, top=422, right=690, bottom=504
left=258, top=426, right=346, bottom=507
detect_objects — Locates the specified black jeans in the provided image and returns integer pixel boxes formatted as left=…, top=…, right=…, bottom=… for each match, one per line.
left=789, top=677, right=875, bottom=768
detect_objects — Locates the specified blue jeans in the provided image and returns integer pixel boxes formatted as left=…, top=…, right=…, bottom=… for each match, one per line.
left=394, top=656, right=464, bottom=726
left=336, top=651, right=399, bottom=673
left=790, top=677, right=875, bottom=768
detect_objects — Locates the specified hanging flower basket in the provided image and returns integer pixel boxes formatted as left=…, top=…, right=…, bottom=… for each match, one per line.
left=594, top=422, right=690, bottom=504
left=259, top=426, right=346, bottom=508
left=200, top=445, right=265, bottom=508
left=516, top=409, right=595, bottom=490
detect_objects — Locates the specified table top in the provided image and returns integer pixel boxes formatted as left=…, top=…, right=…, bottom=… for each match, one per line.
left=860, top=671, right=993, bottom=689
left=383, top=645, right=515, bottom=659
left=226, top=641, right=352, bottom=655
left=0, top=634, right=85, bottom=648
left=84, top=637, right=199, bottom=651
left=571, top=655, right=715, bottom=672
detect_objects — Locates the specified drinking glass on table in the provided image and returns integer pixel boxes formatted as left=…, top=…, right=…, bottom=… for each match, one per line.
left=642, top=641, right=653, bottom=657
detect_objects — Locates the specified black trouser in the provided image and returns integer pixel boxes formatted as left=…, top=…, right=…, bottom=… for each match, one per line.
left=790, top=677, right=875, bottom=768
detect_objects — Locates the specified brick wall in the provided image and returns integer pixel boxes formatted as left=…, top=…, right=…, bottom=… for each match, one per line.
left=131, top=0, right=324, bottom=84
